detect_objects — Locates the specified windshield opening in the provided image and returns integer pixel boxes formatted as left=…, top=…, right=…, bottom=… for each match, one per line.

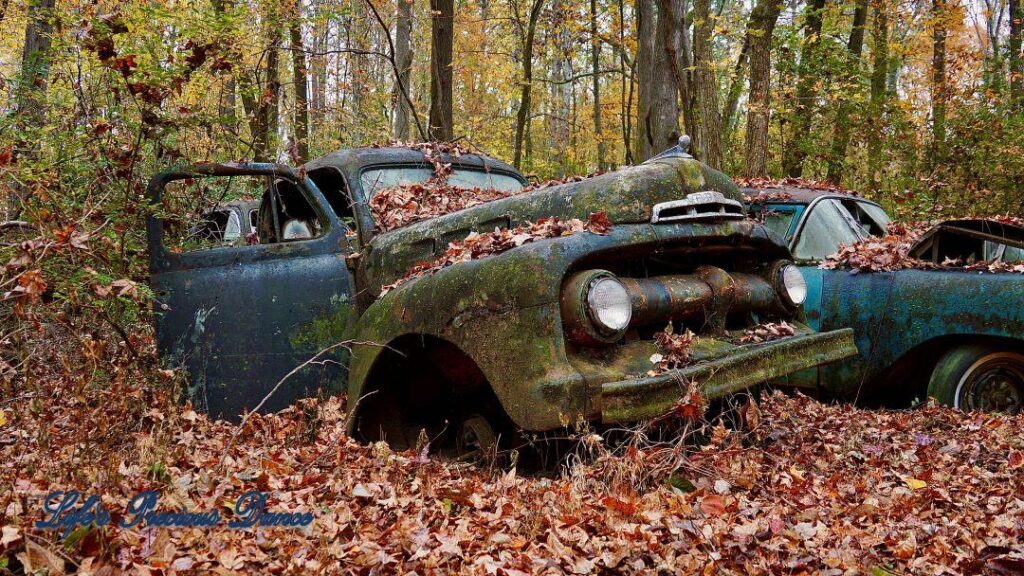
left=360, top=166, right=524, bottom=198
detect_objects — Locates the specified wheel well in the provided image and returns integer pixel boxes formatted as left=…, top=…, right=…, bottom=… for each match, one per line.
left=864, top=334, right=1024, bottom=407
left=351, top=334, right=504, bottom=448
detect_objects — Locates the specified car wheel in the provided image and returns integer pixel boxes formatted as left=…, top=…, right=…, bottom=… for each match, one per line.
left=928, top=346, right=1024, bottom=414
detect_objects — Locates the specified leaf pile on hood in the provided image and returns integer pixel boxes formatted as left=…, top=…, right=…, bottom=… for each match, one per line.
left=739, top=321, right=796, bottom=344
left=520, top=171, right=604, bottom=193
left=648, top=324, right=695, bottom=374
left=381, top=212, right=613, bottom=294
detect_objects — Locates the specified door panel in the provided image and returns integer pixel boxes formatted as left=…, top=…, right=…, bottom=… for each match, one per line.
left=817, top=269, right=896, bottom=399
left=148, top=165, right=355, bottom=420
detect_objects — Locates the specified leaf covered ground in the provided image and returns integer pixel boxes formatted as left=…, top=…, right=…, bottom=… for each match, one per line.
left=2, top=363, right=1023, bottom=575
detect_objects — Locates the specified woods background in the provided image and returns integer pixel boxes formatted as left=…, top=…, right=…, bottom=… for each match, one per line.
left=1, top=0, right=1023, bottom=382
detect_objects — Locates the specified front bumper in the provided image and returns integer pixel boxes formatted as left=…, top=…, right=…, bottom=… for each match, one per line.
left=599, top=328, right=856, bottom=423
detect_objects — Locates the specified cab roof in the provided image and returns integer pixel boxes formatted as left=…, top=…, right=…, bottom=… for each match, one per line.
left=301, top=146, right=524, bottom=181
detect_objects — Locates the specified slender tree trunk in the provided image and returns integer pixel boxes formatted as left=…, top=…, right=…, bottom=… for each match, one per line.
left=867, top=0, right=889, bottom=193
left=290, top=3, right=310, bottom=162
left=742, top=0, right=783, bottom=178
left=931, top=0, right=947, bottom=165
left=826, top=0, right=868, bottom=184
left=782, top=0, right=827, bottom=177
left=618, top=0, right=633, bottom=164
left=212, top=0, right=236, bottom=126
left=513, top=0, right=545, bottom=169
left=15, top=0, right=56, bottom=127
left=693, top=0, right=722, bottom=169
left=721, top=36, right=750, bottom=140
left=591, top=0, right=607, bottom=170
left=1009, top=0, right=1022, bottom=106
left=350, top=0, right=369, bottom=143
left=240, top=5, right=282, bottom=160
left=393, top=0, right=413, bottom=140
left=633, top=0, right=656, bottom=161
left=428, top=0, right=454, bottom=141
left=548, top=0, right=572, bottom=175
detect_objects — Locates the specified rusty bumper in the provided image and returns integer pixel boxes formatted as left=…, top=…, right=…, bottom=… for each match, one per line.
left=600, top=328, right=856, bottom=423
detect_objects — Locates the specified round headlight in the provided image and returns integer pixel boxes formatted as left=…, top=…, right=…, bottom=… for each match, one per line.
left=586, top=276, right=632, bottom=335
left=779, top=264, right=807, bottom=306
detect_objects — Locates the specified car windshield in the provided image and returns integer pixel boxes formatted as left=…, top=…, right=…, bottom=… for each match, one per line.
left=360, top=167, right=524, bottom=198
left=794, top=199, right=862, bottom=260
left=760, top=206, right=799, bottom=240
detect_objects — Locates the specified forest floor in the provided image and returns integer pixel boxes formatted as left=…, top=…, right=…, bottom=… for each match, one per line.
left=2, top=355, right=1023, bottom=575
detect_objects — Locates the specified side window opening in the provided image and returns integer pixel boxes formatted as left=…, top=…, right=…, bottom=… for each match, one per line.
left=308, top=166, right=357, bottom=232
left=839, top=199, right=890, bottom=237
left=160, top=174, right=326, bottom=253
left=257, top=178, right=326, bottom=243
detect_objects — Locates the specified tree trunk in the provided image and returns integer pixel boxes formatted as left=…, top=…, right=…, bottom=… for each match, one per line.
left=931, top=0, right=947, bottom=165
left=782, top=0, right=827, bottom=177
left=742, top=0, right=783, bottom=178
left=618, top=0, right=633, bottom=164
left=867, top=0, right=889, bottom=193
left=826, top=0, right=868, bottom=184
left=591, top=0, right=607, bottom=170
left=721, top=36, right=750, bottom=140
left=240, top=5, right=281, bottom=161
left=632, top=0, right=656, bottom=161
left=1009, top=0, right=1022, bottom=106
left=393, top=0, right=414, bottom=140
left=513, top=0, right=545, bottom=169
left=15, top=0, right=57, bottom=127
left=693, top=0, right=722, bottom=169
left=290, top=4, right=310, bottom=162
left=635, top=0, right=683, bottom=162
left=428, top=0, right=454, bottom=141
left=350, top=0, right=369, bottom=143
left=548, top=0, right=572, bottom=175
left=660, top=0, right=700, bottom=157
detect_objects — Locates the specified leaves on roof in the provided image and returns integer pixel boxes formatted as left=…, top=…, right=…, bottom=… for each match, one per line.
left=735, top=176, right=862, bottom=197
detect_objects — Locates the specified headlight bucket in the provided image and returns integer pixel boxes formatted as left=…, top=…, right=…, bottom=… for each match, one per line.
left=561, top=270, right=632, bottom=345
left=771, top=261, right=807, bottom=308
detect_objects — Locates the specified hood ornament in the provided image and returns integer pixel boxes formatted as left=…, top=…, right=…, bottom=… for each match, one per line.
left=644, top=135, right=693, bottom=163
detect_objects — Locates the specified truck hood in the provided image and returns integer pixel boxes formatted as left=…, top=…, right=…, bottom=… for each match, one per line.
left=359, top=156, right=747, bottom=293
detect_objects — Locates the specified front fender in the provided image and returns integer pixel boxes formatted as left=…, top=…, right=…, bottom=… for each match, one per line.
left=346, top=219, right=785, bottom=431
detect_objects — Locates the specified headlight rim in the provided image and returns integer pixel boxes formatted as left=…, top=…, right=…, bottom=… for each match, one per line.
left=560, top=269, right=632, bottom=346
left=584, top=275, right=632, bottom=337
left=774, top=262, right=807, bottom=308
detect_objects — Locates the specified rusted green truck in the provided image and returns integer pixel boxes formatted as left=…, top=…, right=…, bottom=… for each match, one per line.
left=148, top=139, right=857, bottom=455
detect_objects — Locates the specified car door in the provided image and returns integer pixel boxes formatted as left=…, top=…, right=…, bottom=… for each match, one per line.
left=148, top=164, right=356, bottom=420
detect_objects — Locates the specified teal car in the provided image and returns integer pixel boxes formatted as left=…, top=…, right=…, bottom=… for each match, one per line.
left=744, top=185, right=1024, bottom=413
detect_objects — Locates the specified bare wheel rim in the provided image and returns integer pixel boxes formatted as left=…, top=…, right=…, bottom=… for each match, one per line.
left=955, top=353, right=1024, bottom=414
left=456, top=415, right=497, bottom=460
